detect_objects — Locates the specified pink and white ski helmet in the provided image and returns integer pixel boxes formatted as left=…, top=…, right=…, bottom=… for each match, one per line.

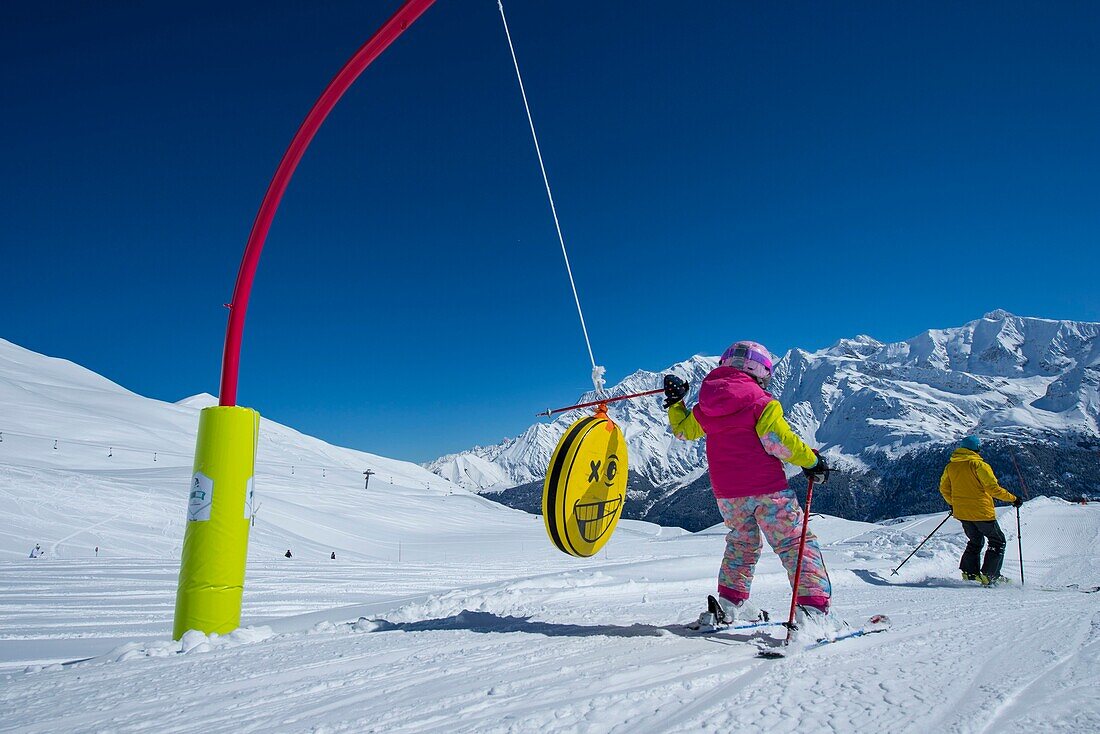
left=720, top=340, right=773, bottom=389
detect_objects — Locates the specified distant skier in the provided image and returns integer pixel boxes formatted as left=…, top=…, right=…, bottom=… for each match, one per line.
left=29, top=544, right=42, bottom=559
left=330, top=551, right=336, bottom=560
left=664, top=341, right=833, bottom=634
left=284, top=549, right=293, bottom=558
left=939, top=435, right=1020, bottom=585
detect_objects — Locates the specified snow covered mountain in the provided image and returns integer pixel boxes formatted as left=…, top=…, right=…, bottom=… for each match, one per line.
left=428, top=311, right=1100, bottom=525
left=770, top=308, right=1100, bottom=456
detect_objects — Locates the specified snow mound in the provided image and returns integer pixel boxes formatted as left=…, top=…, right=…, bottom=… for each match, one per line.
left=175, top=393, right=219, bottom=409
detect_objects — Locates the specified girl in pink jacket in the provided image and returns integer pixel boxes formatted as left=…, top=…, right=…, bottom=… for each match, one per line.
left=665, top=341, right=832, bottom=630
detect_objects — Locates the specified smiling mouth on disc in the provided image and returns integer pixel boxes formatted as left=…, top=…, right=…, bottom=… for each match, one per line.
left=573, top=495, right=623, bottom=543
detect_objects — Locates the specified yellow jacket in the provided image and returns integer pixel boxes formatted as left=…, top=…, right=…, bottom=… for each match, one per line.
left=938, top=448, right=1017, bottom=521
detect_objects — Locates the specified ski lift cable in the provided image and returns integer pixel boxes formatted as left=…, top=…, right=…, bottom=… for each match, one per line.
left=497, top=0, right=606, bottom=397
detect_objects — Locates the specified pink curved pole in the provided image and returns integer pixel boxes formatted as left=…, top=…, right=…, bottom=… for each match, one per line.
left=219, top=0, right=437, bottom=406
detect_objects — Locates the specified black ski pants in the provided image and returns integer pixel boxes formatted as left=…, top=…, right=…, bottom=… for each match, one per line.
left=959, top=519, right=1007, bottom=578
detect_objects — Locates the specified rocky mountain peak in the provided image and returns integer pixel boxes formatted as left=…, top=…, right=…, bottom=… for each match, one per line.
left=428, top=313, right=1100, bottom=520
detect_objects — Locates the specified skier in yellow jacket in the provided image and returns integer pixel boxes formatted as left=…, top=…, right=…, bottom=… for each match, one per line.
left=939, top=435, right=1021, bottom=585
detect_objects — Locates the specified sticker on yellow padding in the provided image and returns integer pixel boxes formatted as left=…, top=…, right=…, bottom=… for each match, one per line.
left=543, top=414, right=628, bottom=557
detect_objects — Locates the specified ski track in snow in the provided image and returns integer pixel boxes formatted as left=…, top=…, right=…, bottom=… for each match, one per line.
left=2, top=501, right=1100, bottom=733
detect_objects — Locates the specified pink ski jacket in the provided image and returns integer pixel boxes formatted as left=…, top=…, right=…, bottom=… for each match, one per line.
left=667, top=367, right=818, bottom=499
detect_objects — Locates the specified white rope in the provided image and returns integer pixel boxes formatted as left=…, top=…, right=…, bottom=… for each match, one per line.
left=497, top=0, right=605, bottom=396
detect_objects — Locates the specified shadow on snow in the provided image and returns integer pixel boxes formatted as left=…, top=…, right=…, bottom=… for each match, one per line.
left=368, top=610, right=779, bottom=645
left=851, top=568, right=973, bottom=589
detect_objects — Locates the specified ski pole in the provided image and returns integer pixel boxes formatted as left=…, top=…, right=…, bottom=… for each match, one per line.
left=1010, top=453, right=1030, bottom=586
left=784, top=476, right=816, bottom=645
left=1016, top=505, right=1024, bottom=586
left=890, top=511, right=953, bottom=576
left=536, top=388, right=665, bottom=417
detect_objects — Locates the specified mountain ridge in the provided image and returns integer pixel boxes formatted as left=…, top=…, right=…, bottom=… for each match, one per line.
left=427, top=311, right=1100, bottom=526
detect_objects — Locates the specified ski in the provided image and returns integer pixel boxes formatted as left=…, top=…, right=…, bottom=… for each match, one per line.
left=971, top=580, right=1098, bottom=593
left=683, top=594, right=773, bottom=634
left=757, top=614, right=891, bottom=658
left=682, top=619, right=782, bottom=635
left=670, top=593, right=778, bottom=636
left=1067, top=584, right=1100, bottom=593
left=1039, top=584, right=1100, bottom=594
left=805, top=614, right=892, bottom=649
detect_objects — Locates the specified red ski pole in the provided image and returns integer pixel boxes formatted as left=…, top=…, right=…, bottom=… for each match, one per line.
left=536, top=388, right=665, bottom=417
left=785, top=476, right=816, bottom=644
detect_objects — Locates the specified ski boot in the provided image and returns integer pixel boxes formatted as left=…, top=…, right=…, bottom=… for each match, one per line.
left=792, top=604, right=850, bottom=643
left=689, top=595, right=768, bottom=632
left=984, top=574, right=1011, bottom=587
left=962, top=571, right=989, bottom=584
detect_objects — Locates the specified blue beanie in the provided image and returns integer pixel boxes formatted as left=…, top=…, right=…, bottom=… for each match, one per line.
left=960, top=435, right=981, bottom=451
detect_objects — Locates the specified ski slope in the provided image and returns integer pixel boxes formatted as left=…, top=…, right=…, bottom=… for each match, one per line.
left=2, top=501, right=1098, bottom=733
left=0, top=336, right=543, bottom=564
left=1, top=338, right=1099, bottom=732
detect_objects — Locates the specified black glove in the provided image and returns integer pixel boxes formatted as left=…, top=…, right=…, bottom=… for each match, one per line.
left=803, top=450, right=829, bottom=485
left=663, top=374, right=689, bottom=409
left=1012, top=497, right=1023, bottom=508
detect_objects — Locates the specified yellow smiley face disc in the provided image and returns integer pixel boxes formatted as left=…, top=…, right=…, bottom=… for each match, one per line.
left=542, top=414, right=628, bottom=557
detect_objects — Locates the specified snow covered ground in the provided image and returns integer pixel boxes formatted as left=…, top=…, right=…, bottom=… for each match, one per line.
left=2, top=500, right=1098, bottom=733
left=2, top=338, right=1099, bottom=732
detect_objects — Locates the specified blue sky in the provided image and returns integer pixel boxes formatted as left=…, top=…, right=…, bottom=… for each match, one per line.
left=3, top=1, right=1098, bottom=462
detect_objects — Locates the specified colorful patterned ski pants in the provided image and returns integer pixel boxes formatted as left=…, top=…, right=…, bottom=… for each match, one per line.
left=716, top=489, right=832, bottom=610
